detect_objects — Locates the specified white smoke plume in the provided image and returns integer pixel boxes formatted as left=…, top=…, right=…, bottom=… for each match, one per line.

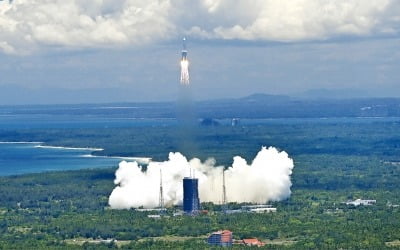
left=109, top=146, right=294, bottom=209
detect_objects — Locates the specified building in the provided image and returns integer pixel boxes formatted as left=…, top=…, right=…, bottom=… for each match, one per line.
left=183, top=177, right=200, bottom=214
left=136, top=208, right=166, bottom=212
left=345, top=199, right=376, bottom=206
left=225, top=204, right=277, bottom=214
left=242, top=205, right=277, bottom=213
left=207, top=230, right=233, bottom=247
left=248, top=207, right=277, bottom=213
left=231, top=118, right=240, bottom=127
left=241, top=204, right=273, bottom=210
left=147, top=214, right=161, bottom=219
left=241, top=238, right=265, bottom=247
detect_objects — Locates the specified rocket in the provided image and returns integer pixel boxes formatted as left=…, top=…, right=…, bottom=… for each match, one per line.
left=180, top=37, right=190, bottom=85
left=181, top=37, right=188, bottom=61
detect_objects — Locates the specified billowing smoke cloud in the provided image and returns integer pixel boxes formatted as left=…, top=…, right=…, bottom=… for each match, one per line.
left=1, top=0, right=400, bottom=54
left=109, top=146, right=294, bottom=209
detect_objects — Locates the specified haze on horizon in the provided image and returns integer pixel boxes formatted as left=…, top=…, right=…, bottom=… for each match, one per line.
left=0, top=0, right=399, bottom=105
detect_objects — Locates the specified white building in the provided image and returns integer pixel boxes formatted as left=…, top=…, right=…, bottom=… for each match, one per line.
left=249, top=207, right=277, bottom=213
left=345, top=199, right=376, bottom=206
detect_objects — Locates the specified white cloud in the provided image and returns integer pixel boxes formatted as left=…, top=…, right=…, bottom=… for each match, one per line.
left=0, top=41, right=15, bottom=54
left=0, top=0, right=174, bottom=53
left=193, top=0, right=399, bottom=41
left=0, top=0, right=399, bottom=54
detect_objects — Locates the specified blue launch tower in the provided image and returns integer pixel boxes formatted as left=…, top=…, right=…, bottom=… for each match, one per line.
left=183, top=177, right=200, bottom=214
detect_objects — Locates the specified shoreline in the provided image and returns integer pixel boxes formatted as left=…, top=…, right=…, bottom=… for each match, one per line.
left=1, top=141, right=152, bottom=164
left=0, top=141, right=43, bottom=144
left=34, top=145, right=152, bottom=163
left=0, top=141, right=153, bottom=177
left=34, top=145, right=104, bottom=151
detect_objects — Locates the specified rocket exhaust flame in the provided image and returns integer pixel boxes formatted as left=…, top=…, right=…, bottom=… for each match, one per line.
left=180, top=37, right=190, bottom=85
left=180, top=60, right=189, bottom=85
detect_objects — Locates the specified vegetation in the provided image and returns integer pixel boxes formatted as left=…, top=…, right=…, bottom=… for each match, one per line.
left=0, top=120, right=400, bottom=249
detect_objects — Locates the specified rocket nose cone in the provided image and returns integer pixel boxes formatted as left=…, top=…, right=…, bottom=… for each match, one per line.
left=182, top=38, right=187, bottom=50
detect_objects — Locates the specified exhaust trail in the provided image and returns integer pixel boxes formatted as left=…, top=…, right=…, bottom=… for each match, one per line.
left=177, top=37, right=197, bottom=157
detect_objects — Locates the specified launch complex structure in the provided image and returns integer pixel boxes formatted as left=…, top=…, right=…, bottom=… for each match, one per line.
left=157, top=168, right=228, bottom=215
left=183, top=174, right=200, bottom=214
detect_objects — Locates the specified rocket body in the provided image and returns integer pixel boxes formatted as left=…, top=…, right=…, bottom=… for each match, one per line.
left=180, top=37, right=190, bottom=85
left=181, top=50, right=187, bottom=61
left=181, top=37, right=188, bottom=60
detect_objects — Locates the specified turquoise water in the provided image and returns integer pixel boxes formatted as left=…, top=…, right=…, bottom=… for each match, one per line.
left=0, top=142, right=122, bottom=176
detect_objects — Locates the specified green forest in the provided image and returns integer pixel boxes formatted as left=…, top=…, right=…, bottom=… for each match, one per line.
left=1, top=121, right=400, bottom=249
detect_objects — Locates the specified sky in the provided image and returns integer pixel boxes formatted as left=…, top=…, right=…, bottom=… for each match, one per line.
left=0, top=0, right=399, bottom=104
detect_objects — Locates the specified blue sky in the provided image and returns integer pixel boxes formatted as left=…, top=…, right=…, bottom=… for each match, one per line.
left=0, top=0, right=399, bottom=104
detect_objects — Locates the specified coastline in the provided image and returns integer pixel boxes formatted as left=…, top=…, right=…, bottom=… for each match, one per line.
left=0, top=141, right=153, bottom=176
left=0, top=141, right=43, bottom=144
left=34, top=145, right=104, bottom=151
left=0, top=141, right=152, bottom=165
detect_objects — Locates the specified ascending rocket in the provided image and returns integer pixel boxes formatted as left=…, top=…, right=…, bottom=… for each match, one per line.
left=181, top=37, right=188, bottom=61
left=180, top=37, right=190, bottom=85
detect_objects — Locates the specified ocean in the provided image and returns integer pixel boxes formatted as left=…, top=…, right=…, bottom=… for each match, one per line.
left=0, top=142, right=125, bottom=176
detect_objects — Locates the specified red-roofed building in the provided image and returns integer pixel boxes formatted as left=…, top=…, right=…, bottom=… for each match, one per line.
left=242, top=238, right=265, bottom=247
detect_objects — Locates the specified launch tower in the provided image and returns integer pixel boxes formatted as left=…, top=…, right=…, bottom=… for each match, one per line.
left=222, top=169, right=227, bottom=212
left=183, top=177, right=200, bottom=214
left=159, top=169, right=164, bottom=209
